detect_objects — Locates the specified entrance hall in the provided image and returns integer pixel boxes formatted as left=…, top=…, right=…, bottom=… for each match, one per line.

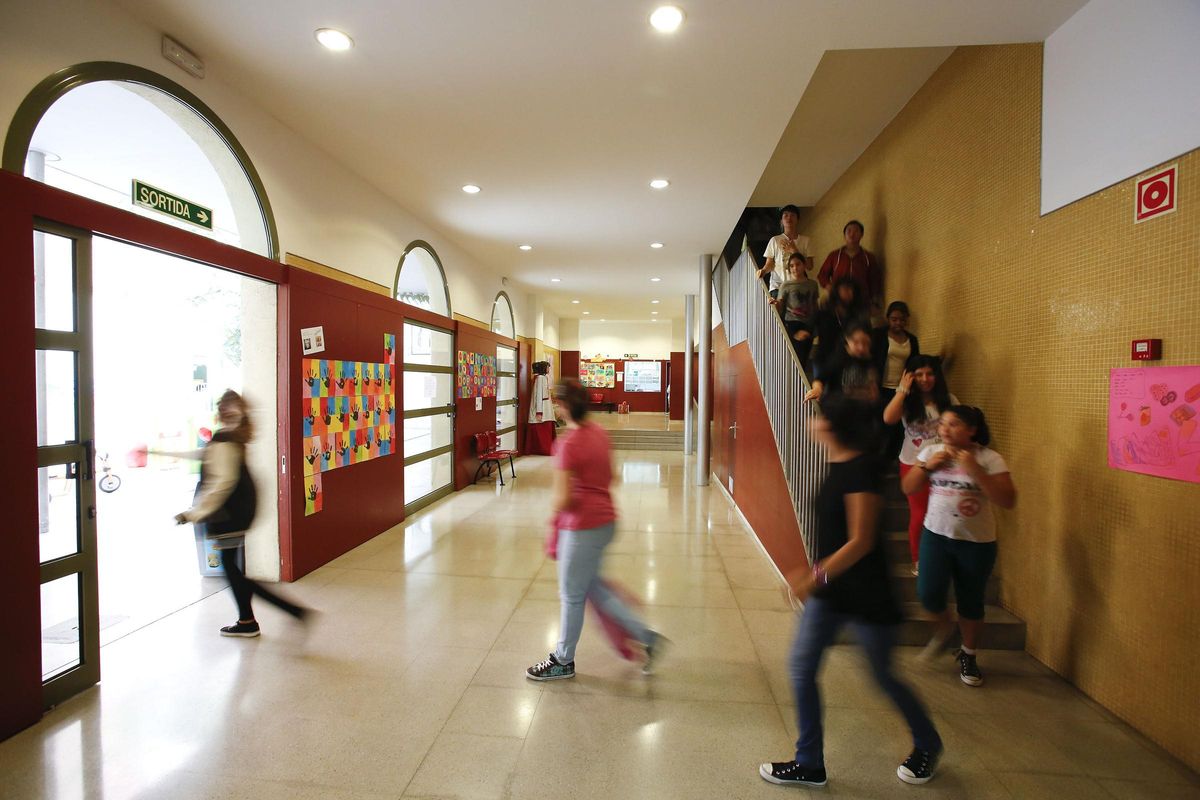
left=0, top=451, right=1192, bottom=799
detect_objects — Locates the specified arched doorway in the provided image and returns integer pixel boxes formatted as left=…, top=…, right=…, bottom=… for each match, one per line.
left=3, top=63, right=282, bottom=713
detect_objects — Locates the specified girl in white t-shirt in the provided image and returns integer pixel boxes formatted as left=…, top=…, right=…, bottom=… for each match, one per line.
left=900, top=406, right=1016, bottom=688
left=881, top=355, right=956, bottom=574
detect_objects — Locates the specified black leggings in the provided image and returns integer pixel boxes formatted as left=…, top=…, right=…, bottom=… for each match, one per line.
left=221, top=547, right=304, bottom=622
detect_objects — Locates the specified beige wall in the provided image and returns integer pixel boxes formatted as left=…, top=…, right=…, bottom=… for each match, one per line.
left=799, top=44, right=1199, bottom=770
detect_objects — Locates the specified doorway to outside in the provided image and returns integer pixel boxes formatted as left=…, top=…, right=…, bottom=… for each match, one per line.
left=38, top=233, right=277, bottom=676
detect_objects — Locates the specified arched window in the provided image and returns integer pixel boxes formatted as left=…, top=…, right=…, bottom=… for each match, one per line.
left=395, top=241, right=451, bottom=317
left=490, top=291, right=515, bottom=338
left=4, top=62, right=277, bottom=258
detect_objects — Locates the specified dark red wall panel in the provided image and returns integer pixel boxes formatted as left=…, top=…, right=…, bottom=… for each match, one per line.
left=453, top=324, right=520, bottom=490
left=282, top=269, right=412, bottom=580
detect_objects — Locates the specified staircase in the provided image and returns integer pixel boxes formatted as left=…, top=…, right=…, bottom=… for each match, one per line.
left=606, top=429, right=684, bottom=451
left=713, top=246, right=1025, bottom=650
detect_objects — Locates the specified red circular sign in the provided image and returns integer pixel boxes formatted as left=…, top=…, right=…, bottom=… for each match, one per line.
left=1142, top=179, right=1169, bottom=210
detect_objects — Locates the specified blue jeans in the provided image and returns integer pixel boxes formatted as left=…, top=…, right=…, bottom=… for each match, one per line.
left=790, top=597, right=941, bottom=768
left=555, top=522, right=653, bottom=664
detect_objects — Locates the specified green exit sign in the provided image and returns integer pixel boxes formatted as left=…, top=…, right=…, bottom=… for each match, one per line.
left=131, top=180, right=213, bottom=230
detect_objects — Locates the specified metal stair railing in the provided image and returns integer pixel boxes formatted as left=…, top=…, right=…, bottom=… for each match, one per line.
left=713, top=247, right=826, bottom=562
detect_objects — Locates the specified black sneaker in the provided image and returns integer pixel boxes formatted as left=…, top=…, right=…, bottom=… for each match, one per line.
left=759, top=760, right=827, bottom=787
left=897, top=746, right=942, bottom=785
left=220, top=621, right=260, bottom=638
left=526, top=653, right=575, bottom=681
left=956, top=649, right=983, bottom=686
left=642, top=632, right=671, bottom=676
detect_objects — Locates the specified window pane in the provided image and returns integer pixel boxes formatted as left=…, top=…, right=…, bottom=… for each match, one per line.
left=403, top=412, right=453, bottom=459
left=28, top=82, right=269, bottom=256
left=403, top=372, right=453, bottom=411
left=499, top=430, right=517, bottom=451
left=36, top=350, right=77, bottom=447
left=497, top=404, right=517, bottom=430
left=395, top=247, right=449, bottom=317
left=41, top=574, right=82, bottom=681
left=402, top=323, right=452, bottom=366
left=498, top=376, right=517, bottom=402
left=404, top=452, right=452, bottom=505
left=39, top=464, right=80, bottom=563
left=34, top=231, right=76, bottom=332
left=497, top=346, right=517, bottom=373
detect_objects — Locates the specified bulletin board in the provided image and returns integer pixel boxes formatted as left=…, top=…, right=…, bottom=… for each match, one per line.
left=1108, top=366, right=1200, bottom=483
left=300, top=333, right=398, bottom=514
left=456, top=351, right=497, bottom=398
left=581, top=361, right=615, bottom=388
left=624, top=361, right=662, bottom=392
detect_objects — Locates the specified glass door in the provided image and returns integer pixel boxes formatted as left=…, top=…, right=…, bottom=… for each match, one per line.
left=496, top=345, right=518, bottom=451
left=34, top=222, right=100, bottom=707
left=402, top=321, right=455, bottom=512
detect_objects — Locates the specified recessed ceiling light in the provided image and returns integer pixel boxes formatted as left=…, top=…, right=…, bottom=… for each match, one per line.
left=583, top=311, right=590, bottom=315
left=518, top=244, right=532, bottom=251
left=650, top=319, right=657, bottom=323
left=550, top=277, right=561, bottom=282
left=651, top=300, right=660, bottom=304
left=650, top=242, right=664, bottom=249
left=649, top=178, right=670, bottom=189
left=315, top=28, right=354, bottom=51
left=650, top=277, right=661, bottom=282
left=571, top=299, right=580, bottom=304
left=600, top=319, right=606, bottom=322
left=650, top=6, right=684, bottom=33
left=461, top=184, right=481, bottom=194
left=651, top=311, right=659, bottom=315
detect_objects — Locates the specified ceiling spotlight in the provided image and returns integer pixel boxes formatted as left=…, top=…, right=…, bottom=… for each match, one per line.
left=550, top=277, right=561, bottom=282
left=649, top=178, right=670, bottom=189
left=650, top=242, right=664, bottom=249
left=461, top=184, right=481, bottom=194
left=315, top=28, right=354, bottom=51
left=650, top=277, right=661, bottom=282
left=571, top=299, right=580, bottom=304
left=651, top=311, right=659, bottom=315
left=650, top=6, right=684, bottom=33
left=583, top=311, right=591, bottom=315
left=651, top=299, right=660, bottom=304
left=518, top=244, right=532, bottom=251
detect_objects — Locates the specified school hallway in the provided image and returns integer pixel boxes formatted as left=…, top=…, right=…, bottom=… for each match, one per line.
left=0, top=451, right=1195, bottom=800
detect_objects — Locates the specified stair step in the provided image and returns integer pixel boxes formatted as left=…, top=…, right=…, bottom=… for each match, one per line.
left=888, top=563, right=1001, bottom=605
left=834, top=603, right=1026, bottom=650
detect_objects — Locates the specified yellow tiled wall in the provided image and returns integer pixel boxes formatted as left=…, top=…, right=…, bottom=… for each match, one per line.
left=799, top=44, right=1199, bottom=770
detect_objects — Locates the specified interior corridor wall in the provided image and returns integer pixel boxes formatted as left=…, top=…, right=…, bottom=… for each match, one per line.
left=797, top=44, right=1199, bottom=770
left=0, top=0, right=516, bottom=332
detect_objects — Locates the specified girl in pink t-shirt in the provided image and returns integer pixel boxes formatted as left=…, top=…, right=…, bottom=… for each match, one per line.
left=526, top=380, right=667, bottom=681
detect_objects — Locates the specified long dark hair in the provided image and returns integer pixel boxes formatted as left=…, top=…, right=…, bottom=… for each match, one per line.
left=946, top=404, right=991, bottom=446
left=554, top=379, right=589, bottom=422
left=901, top=355, right=952, bottom=424
left=819, top=395, right=880, bottom=454
left=824, top=275, right=864, bottom=314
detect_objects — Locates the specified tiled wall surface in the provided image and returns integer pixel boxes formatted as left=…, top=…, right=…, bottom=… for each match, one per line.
left=798, top=45, right=1199, bottom=770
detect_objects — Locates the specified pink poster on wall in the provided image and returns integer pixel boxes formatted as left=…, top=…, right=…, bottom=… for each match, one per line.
left=1108, top=366, right=1200, bottom=483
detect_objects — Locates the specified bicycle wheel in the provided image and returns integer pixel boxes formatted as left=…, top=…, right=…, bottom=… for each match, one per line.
left=99, top=474, right=121, bottom=493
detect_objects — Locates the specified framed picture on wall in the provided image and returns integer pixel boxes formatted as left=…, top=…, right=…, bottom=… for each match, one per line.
left=624, top=361, right=661, bottom=392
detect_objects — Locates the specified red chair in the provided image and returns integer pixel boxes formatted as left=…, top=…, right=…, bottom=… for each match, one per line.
left=473, top=431, right=517, bottom=485
left=487, top=430, right=518, bottom=476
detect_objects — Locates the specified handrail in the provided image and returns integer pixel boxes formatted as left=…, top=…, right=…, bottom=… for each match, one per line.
left=713, top=247, right=826, bottom=562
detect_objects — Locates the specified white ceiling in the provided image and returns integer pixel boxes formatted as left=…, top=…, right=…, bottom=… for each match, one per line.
left=113, top=0, right=1086, bottom=322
